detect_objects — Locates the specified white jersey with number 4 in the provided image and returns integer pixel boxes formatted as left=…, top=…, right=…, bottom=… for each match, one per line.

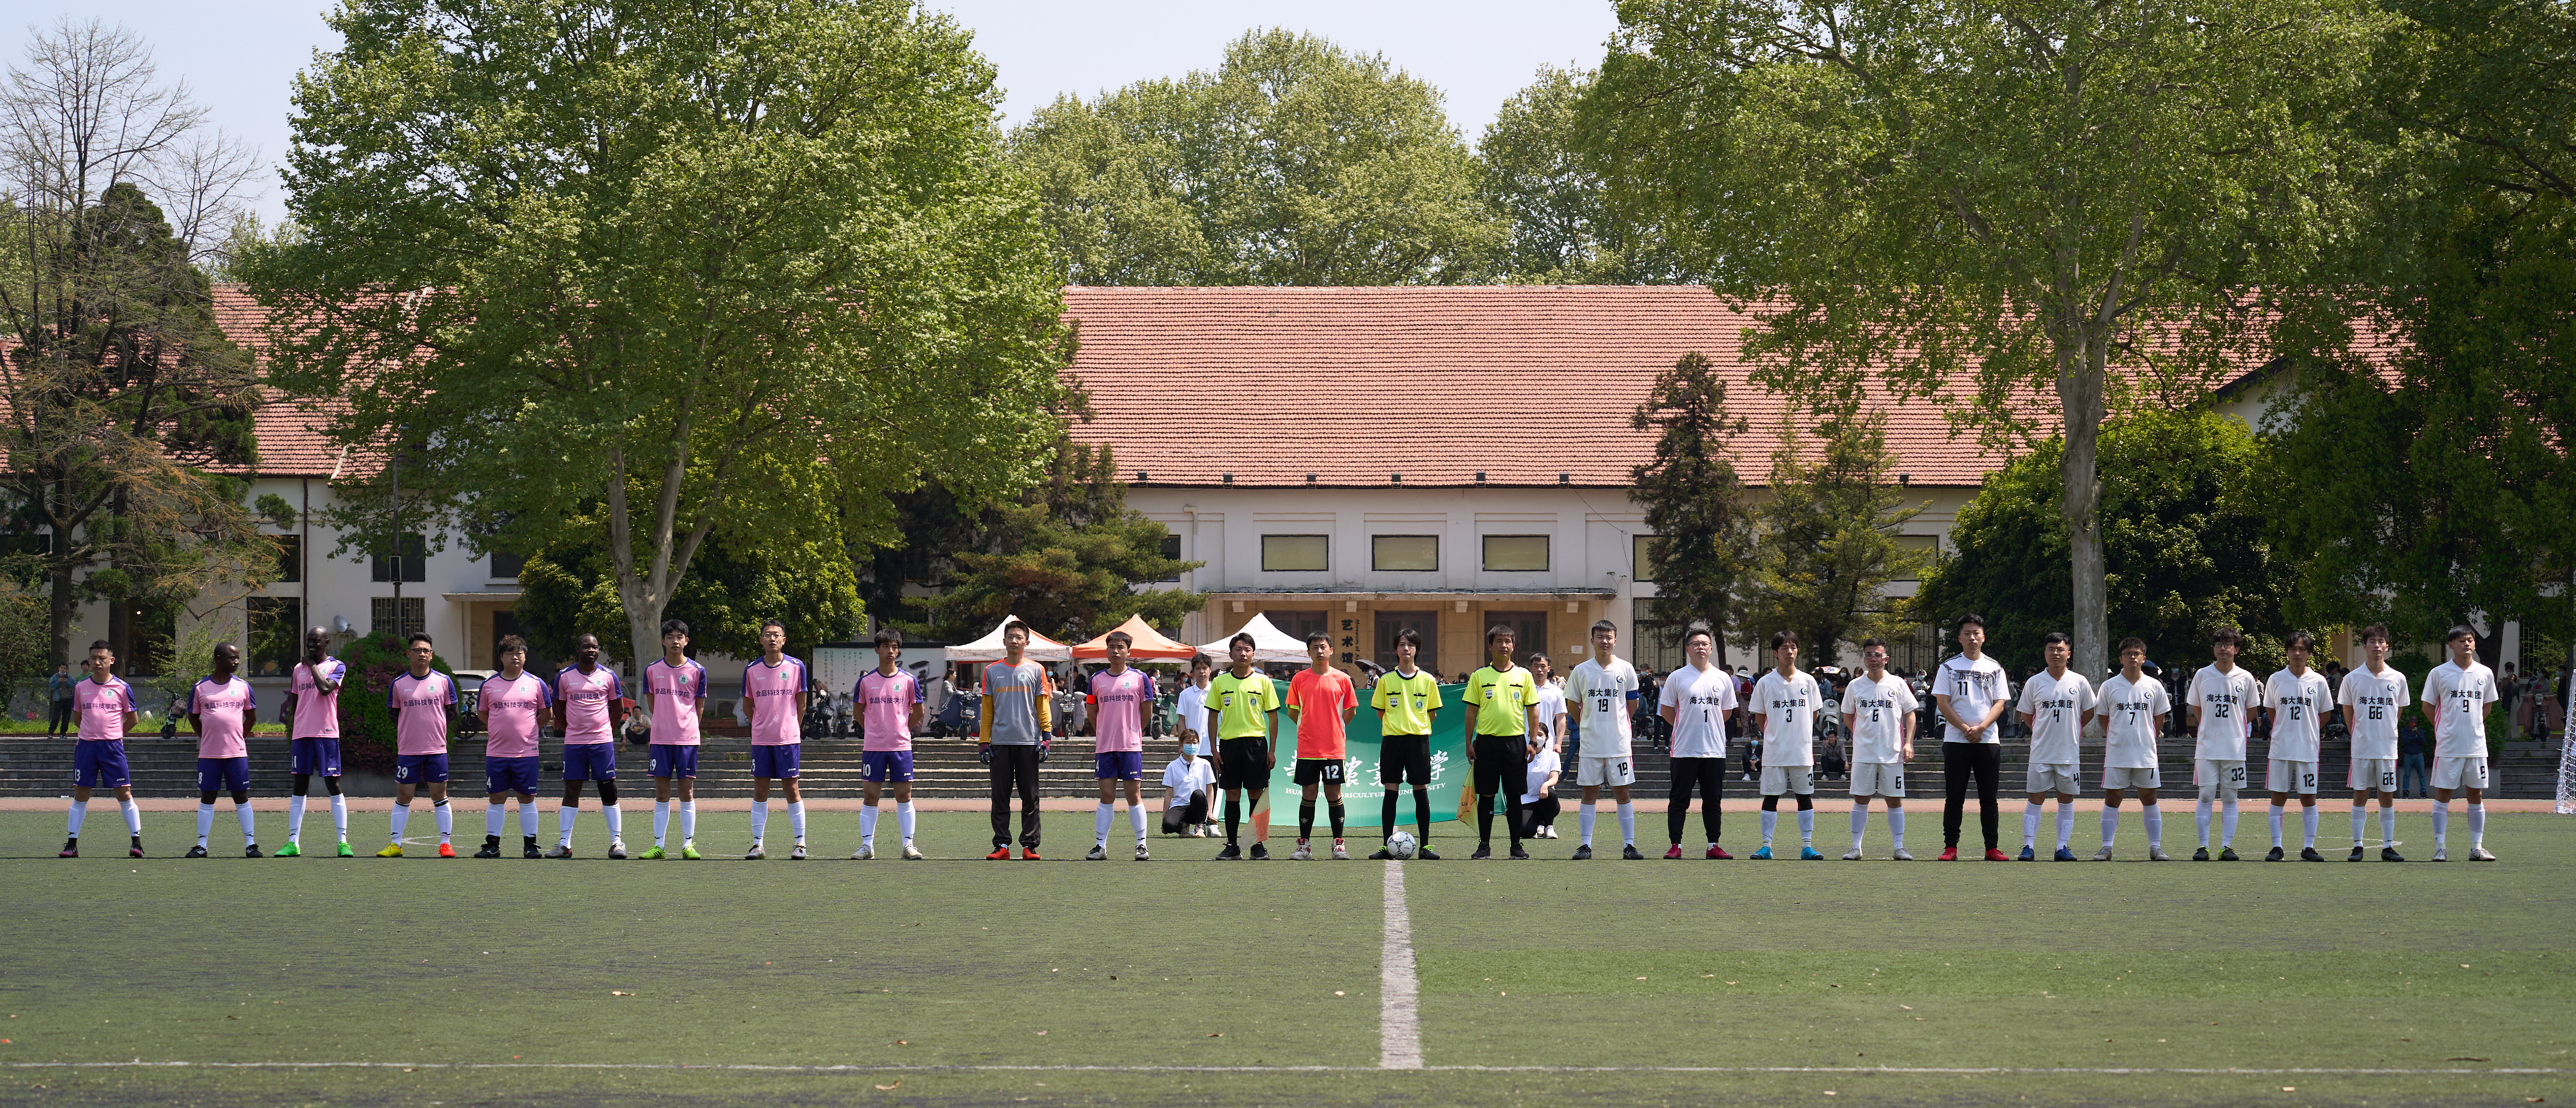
left=2336, top=665, right=2409, bottom=762
left=2188, top=664, right=2260, bottom=761
left=2420, top=660, right=2500, bottom=759
left=1567, top=657, right=1638, bottom=758
left=2264, top=668, right=2332, bottom=762
left=2016, top=669, right=2096, bottom=766
left=1842, top=672, right=1918, bottom=764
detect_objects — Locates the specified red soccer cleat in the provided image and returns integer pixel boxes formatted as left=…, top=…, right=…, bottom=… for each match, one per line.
left=1706, top=845, right=1732, bottom=859
left=1664, top=844, right=1685, bottom=859
left=1984, top=848, right=2010, bottom=861
left=1019, top=847, right=1041, bottom=860
left=986, top=847, right=1012, bottom=860
left=1937, top=847, right=1959, bottom=861
left=437, top=842, right=457, bottom=858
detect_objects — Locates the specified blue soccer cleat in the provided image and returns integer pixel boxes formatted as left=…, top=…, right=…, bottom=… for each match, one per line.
left=1799, top=847, right=1823, bottom=861
left=1749, top=846, right=1773, bottom=860
left=2017, top=846, right=2036, bottom=861
left=2053, top=847, right=2078, bottom=861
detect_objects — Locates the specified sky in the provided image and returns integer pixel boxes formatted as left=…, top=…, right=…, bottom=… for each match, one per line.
left=3, top=1, right=1623, bottom=228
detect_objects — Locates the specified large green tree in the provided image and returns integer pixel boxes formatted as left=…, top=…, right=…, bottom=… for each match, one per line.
left=1914, top=409, right=2297, bottom=674
left=1010, top=28, right=1497, bottom=286
left=243, top=0, right=1075, bottom=675
left=1630, top=352, right=1754, bottom=668
left=1735, top=413, right=1929, bottom=661
left=1475, top=65, right=1692, bottom=285
left=2261, top=0, right=2575, bottom=653
left=515, top=505, right=863, bottom=668
left=1587, top=0, right=2383, bottom=677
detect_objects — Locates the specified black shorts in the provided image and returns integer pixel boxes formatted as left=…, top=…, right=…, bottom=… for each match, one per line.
left=1378, top=734, right=1433, bottom=787
left=1215, top=737, right=1271, bottom=790
left=1293, top=757, right=1346, bottom=787
left=1472, top=734, right=1529, bottom=795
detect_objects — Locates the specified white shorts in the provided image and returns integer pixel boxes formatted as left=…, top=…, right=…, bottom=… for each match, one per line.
left=2194, top=759, right=2247, bottom=801
left=2102, top=766, right=2162, bottom=791
left=1577, top=755, right=1637, bottom=789
left=2347, top=757, right=2397, bottom=794
left=1760, top=765, right=1816, bottom=796
left=2431, top=756, right=2490, bottom=791
left=2026, top=762, right=2081, bottom=796
left=1850, top=762, right=1905, bottom=798
left=2267, top=759, right=2319, bottom=796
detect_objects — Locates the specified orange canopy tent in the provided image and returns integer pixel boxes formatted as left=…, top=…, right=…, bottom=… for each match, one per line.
left=1070, top=614, right=1197, bottom=661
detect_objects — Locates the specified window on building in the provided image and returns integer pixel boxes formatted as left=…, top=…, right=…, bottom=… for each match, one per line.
left=1482, top=534, right=1549, bottom=572
left=1263, top=610, right=1329, bottom=648
left=1374, top=611, right=1438, bottom=675
left=1631, top=618, right=1687, bottom=674
left=488, top=550, right=527, bottom=580
left=1261, top=534, right=1329, bottom=572
left=370, top=533, right=427, bottom=583
left=247, top=596, right=302, bottom=678
left=371, top=596, right=426, bottom=640
left=1633, top=534, right=1657, bottom=582
left=1157, top=534, right=1183, bottom=582
left=272, top=535, right=302, bottom=583
left=121, top=600, right=177, bottom=678
left=1890, top=534, right=1938, bottom=581
left=1372, top=534, right=1438, bottom=572
left=1484, top=610, right=1547, bottom=665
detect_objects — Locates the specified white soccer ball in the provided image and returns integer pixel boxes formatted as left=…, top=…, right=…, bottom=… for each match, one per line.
left=1387, top=830, right=1419, bottom=859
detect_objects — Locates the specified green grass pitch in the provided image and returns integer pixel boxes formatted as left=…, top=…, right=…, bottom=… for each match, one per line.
left=0, top=808, right=2569, bottom=1107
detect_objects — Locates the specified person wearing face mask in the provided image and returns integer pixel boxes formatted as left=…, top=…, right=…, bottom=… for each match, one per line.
left=1160, top=730, right=1216, bottom=836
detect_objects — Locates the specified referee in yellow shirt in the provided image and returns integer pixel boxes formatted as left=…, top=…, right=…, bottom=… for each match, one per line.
left=1205, top=633, right=1281, bottom=860
left=1370, top=628, right=1444, bottom=859
left=1463, top=625, right=1543, bottom=860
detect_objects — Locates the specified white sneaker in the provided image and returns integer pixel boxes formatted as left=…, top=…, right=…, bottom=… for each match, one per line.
left=901, top=841, right=924, bottom=860
left=2091, top=844, right=2114, bottom=861
left=1134, top=842, right=1151, bottom=861
left=2149, top=845, right=2172, bottom=861
left=1841, top=848, right=1862, bottom=860
left=1085, top=843, right=1108, bottom=861
left=2432, top=847, right=2449, bottom=861
left=1890, top=847, right=1913, bottom=861
left=852, top=843, right=876, bottom=860
left=744, top=843, right=766, bottom=860
left=1290, top=842, right=1314, bottom=861
left=1331, top=842, right=1350, bottom=860
left=2469, top=846, right=2497, bottom=861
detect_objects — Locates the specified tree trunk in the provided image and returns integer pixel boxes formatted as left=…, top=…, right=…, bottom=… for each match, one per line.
left=2058, top=335, right=2110, bottom=679
left=47, top=558, right=75, bottom=669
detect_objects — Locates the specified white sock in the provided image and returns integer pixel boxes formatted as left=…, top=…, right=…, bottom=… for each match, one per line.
left=2195, top=801, right=2212, bottom=846
left=602, top=803, right=622, bottom=841
left=897, top=801, right=915, bottom=842
left=486, top=802, right=505, bottom=838
left=433, top=801, right=452, bottom=842
left=2143, top=804, right=2163, bottom=846
left=1580, top=805, right=1597, bottom=846
left=2023, top=801, right=2043, bottom=849
left=2054, top=803, right=2074, bottom=850
left=2269, top=805, right=2286, bottom=847
left=680, top=800, right=696, bottom=843
left=860, top=804, right=879, bottom=846
left=1618, top=801, right=1636, bottom=844
left=2350, top=805, right=2367, bottom=846
left=2220, top=800, right=2239, bottom=846
left=2100, top=808, right=2120, bottom=847
left=120, top=799, right=141, bottom=835
left=788, top=801, right=806, bottom=843
left=389, top=801, right=410, bottom=842
left=1759, top=808, right=1776, bottom=846
left=1095, top=803, right=1113, bottom=847
left=2380, top=805, right=2395, bottom=847
left=287, top=795, right=306, bottom=843
left=67, top=799, right=86, bottom=837
left=2432, top=800, right=2449, bottom=849
left=237, top=802, right=257, bottom=846
left=330, top=794, right=348, bottom=840
left=1849, top=801, right=1869, bottom=848
left=1887, top=808, right=1905, bottom=849
left=654, top=801, right=671, bottom=846
left=519, top=802, right=539, bottom=838
left=749, top=799, right=770, bottom=844
left=196, top=802, right=215, bottom=847
left=2301, top=806, right=2318, bottom=847
left=2468, top=803, right=2485, bottom=848
left=1795, top=807, right=1814, bottom=845
left=559, top=804, right=581, bottom=846
left=1129, top=803, right=1148, bottom=842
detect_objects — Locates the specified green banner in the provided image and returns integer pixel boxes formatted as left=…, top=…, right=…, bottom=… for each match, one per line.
left=1260, top=681, right=1473, bottom=828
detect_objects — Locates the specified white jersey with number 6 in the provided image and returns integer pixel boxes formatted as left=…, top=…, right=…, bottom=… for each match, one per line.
left=1841, top=672, right=1918, bottom=764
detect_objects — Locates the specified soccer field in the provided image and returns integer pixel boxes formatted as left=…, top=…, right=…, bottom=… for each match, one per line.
left=1, top=809, right=2569, bottom=1108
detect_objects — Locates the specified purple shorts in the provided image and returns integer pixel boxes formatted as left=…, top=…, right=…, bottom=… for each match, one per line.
left=74, top=740, right=130, bottom=789
left=290, top=737, right=342, bottom=777
left=860, top=749, right=914, bottom=783
left=647, top=743, right=699, bottom=779
left=196, top=755, right=250, bottom=794
left=484, top=755, right=541, bottom=796
left=393, top=754, right=451, bottom=785
left=1094, top=750, right=1145, bottom=780
left=751, top=745, right=800, bottom=780
left=562, top=742, right=616, bottom=781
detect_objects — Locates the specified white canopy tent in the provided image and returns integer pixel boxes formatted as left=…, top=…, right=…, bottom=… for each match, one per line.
left=1195, top=612, right=1312, bottom=665
left=941, top=615, right=1073, bottom=663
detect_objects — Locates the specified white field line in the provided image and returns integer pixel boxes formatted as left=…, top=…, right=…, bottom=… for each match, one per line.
left=1, top=1062, right=2558, bottom=1076
left=1380, top=860, right=1422, bottom=1070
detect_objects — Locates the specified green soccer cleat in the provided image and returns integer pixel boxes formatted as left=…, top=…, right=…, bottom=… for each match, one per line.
left=680, top=844, right=702, bottom=860
left=639, top=845, right=666, bottom=860
left=274, top=841, right=300, bottom=857
left=335, top=841, right=356, bottom=857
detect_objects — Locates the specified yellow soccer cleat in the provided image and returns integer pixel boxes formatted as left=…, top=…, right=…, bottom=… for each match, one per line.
left=375, top=843, right=405, bottom=857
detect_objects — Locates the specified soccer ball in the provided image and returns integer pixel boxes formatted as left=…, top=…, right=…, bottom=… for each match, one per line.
left=1387, top=830, right=1419, bottom=860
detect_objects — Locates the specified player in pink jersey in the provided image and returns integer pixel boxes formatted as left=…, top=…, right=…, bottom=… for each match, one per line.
left=183, top=642, right=262, bottom=857
left=640, top=620, right=709, bottom=859
left=475, top=635, right=554, bottom=858
left=278, top=627, right=352, bottom=857
left=855, top=627, right=926, bottom=859
left=62, top=640, right=144, bottom=858
left=547, top=633, right=629, bottom=858
left=1085, top=631, right=1156, bottom=861
left=740, top=619, right=811, bottom=859
left=378, top=633, right=461, bottom=858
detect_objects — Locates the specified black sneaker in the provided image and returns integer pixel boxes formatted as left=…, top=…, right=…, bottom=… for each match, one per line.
left=2300, top=847, right=2325, bottom=862
left=2219, top=846, right=2240, bottom=861
left=1368, top=847, right=1394, bottom=860
left=523, top=836, right=543, bottom=859
left=2381, top=847, right=2406, bottom=862
left=1622, top=844, right=1646, bottom=860
left=1509, top=845, right=1530, bottom=860
left=2191, top=847, right=2211, bottom=861
left=1470, top=843, right=1492, bottom=860
left=58, top=838, right=77, bottom=858
left=1248, top=842, right=1270, bottom=861
left=1215, top=843, right=1242, bottom=861
left=2265, top=846, right=2286, bottom=862
left=129, top=839, right=143, bottom=857
left=2347, top=845, right=2365, bottom=861
left=1416, top=847, right=1441, bottom=860
left=244, top=844, right=263, bottom=858
left=475, top=836, right=503, bottom=859
left=185, top=845, right=209, bottom=858
left=1572, top=844, right=1594, bottom=860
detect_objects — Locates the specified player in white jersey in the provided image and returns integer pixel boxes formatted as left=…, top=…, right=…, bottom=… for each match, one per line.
left=2421, top=625, right=2500, bottom=861
left=2094, top=637, right=2172, bottom=861
left=1657, top=622, right=1739, bottom=858
left=2186, top=627, right=2262, bottom=861
left=1748, top=630, right=1824, bottom=860
left=1933, top=614, right=2012, bottom=861
left=1565, top=620, right=1642, bottom=860
left=2262, top=632, right=2335, bottom=861
left=1840, top=637, right=1919, bottom=860
left=2336, top=624, right=2409, bottom=861
left=2014, top=632, right=2096, bottom=861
